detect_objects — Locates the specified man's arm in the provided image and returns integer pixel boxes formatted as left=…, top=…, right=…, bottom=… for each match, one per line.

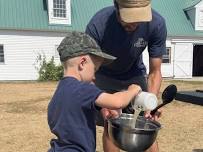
left=144, top=57, right=162, bottom=152
left=147, top=14, right=166, bottom=95
left=147, top=57, right=162, bottom=95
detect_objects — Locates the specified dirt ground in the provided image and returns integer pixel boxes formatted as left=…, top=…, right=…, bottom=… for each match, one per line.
left=0, top=79, right=203, bottom=152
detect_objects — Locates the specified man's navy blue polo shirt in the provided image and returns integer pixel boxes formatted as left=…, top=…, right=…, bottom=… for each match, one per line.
left=86, top=6, right=167, bottom=80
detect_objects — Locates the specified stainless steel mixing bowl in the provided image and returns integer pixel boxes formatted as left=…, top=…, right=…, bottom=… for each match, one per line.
left=108, top=113, right=161, bottom=152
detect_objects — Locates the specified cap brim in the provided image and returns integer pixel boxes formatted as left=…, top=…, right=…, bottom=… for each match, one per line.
left=90, top=51, right=116, bottom=65
left=119, top=3, right=152, bottom=23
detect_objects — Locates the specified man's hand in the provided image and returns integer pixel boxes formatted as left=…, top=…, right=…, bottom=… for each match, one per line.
left=144, top=108, right=162, bottom=121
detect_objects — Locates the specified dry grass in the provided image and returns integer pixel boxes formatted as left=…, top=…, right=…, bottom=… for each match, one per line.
left=0, top=79, right=203, bottom=152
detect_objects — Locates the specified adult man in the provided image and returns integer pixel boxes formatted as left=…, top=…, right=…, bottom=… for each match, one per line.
left=85, top=0, right=167, bottom=151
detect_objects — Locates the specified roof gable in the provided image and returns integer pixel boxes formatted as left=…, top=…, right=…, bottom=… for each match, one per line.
left=184, top=0, right=201, bottom=9
left=195, top=0, right=203, bottom=7
left=152, top=0, right=203, bottom=37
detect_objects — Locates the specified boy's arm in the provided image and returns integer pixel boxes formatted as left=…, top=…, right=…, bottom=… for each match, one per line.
left=95, top=84, right=141, bottom=109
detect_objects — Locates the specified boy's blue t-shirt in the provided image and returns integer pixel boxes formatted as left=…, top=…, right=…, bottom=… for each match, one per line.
left=86, top=6, right=167, bottom=80
left=48, top=77, right=103, bottom=152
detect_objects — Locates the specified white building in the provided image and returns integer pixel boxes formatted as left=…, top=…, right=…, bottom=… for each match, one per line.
left=0, top=0, right=203, bottom=80
left=143, top=0, right=203, bottom=78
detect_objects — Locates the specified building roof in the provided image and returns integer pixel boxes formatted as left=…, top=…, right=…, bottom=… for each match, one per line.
left=0, top=0, right=203, bottom=37
left=183, top=0, right=201, bottom=9
left=0, top=0, right=112, bottom=32
left=152, top=0, right=203, bottom=37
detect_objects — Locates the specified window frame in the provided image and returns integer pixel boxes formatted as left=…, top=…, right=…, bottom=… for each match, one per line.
left=0, top=45, right=5, bottom=64
left=48, top=0, right=71, bottom=25
left=162, top=47, right=171, bottom=64
left=198, top=9, right=203, bottom=27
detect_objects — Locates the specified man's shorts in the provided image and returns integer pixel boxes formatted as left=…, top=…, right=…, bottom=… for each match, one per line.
left=95, top=74, right=147, bottom=126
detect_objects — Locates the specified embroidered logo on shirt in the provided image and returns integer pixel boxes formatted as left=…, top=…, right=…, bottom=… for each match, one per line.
left=134, top=38, right=148, bottom=48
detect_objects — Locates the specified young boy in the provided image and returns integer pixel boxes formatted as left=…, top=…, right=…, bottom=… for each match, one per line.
left=47, top=31, right=141, bottom=152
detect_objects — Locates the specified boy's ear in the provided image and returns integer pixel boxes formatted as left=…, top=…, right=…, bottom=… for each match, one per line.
left=78, top=56, right=87, bottom=71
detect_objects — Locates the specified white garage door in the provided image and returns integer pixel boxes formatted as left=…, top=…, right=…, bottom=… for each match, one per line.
left=174, top=43, right=193, bottom=78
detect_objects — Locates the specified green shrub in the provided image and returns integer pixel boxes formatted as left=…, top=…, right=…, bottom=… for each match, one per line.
left=36, top=54, right=63, bottom=81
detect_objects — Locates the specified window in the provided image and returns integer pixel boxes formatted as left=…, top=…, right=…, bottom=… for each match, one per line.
left=0, top=45, right=4, bottom=63
left=162, top=47, right=171, bottom=63
left=53, top=0, right=66, bottom=18
left=48, top=0, right=71, bottom=25
left=198, top=9, right=203, bottom=27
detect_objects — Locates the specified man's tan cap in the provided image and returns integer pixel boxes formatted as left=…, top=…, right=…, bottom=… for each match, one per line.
left=116, top=0, right=152, bottom=23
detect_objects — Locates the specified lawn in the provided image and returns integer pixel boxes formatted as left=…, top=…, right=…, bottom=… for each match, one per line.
left=0, top=79, right=203, bottom=152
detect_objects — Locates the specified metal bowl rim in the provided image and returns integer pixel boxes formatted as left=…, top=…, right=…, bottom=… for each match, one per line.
left=108, top=114, right=161, bottom=133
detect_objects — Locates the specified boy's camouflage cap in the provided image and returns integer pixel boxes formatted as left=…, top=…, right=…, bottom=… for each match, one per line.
left=57, top=31, right=116, bottom=64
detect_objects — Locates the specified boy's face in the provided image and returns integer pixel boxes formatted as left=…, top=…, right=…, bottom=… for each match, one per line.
left=79, top=55, right=103, bottom=83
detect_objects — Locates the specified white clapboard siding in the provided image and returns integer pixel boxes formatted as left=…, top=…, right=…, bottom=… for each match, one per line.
left=143, top=40, right=173, bottom=77
left=0, top=30, right=67, bottom=80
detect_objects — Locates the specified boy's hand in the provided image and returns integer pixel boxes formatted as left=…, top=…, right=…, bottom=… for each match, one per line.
left=101, top=108, right=121, bottom=120
left=128, top=84, right=142, bottom=95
